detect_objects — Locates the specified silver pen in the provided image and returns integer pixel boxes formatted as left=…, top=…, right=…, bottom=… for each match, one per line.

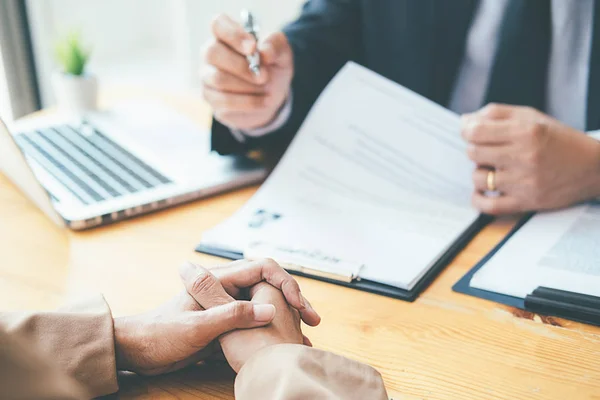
left=241, top=10, right=261, bottom=76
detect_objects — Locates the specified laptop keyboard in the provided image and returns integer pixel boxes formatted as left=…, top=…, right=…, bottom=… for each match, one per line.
left=14, top=122, right=172, bottom=205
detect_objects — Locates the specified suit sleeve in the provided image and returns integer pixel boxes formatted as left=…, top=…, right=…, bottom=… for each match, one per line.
left=0, top=295, right=119, bottom=399
left=234, top=344, right=388, bottom=400
left=211, top=0, right=363, bottom=155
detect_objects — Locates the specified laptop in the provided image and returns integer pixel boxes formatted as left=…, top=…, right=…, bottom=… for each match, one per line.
left=0, top=101, right=266, bottom=229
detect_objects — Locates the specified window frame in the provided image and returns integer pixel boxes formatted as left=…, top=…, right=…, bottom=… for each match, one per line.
left=0, top=0, right=41, bottom=120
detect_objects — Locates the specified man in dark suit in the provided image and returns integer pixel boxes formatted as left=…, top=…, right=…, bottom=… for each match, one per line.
left=201, top=0, right=600, bottom=215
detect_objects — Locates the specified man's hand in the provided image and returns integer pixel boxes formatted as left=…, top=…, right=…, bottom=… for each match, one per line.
left=185, top=271, right=307, bottom=373
left=113, top=259, right=319, bottom=376
left=113, top=285, right=275, bottom=376
left=462, top=104, right=600, bottom=214
left=201, top=14, right=294, bottom=130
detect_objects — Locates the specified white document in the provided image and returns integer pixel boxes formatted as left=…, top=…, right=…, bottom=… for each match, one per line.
left=471, top=202, right=600, bottom=298
left=201, top=62, right=480, bottom=290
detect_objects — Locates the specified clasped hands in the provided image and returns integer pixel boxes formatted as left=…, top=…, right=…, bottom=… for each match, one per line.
left=462, top=104, right=600, bottom=214
left=113, top=259, right=320, bottom=375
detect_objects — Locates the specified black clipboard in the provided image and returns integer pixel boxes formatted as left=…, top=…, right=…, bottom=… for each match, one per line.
left=197, top=214, right=493, bottom=302
left=453, top=213, right=600, bottom=327
left=455, top=200, right=600, bottom=306
left=453, top=214, right=533, bottom=308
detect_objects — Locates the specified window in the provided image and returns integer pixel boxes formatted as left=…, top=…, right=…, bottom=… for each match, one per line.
left=0, top=0, right=39, bottom=121
left=25, top=0, right=304, bottom=108
left=0, top=47, right=13, bottom=122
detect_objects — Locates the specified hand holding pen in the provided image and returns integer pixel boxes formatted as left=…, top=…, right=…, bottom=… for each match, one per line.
left=241, top=10, right=261, bottom=76
left=200, top=13, right=294, bottom=131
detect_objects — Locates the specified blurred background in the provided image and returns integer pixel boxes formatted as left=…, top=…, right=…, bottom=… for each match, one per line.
left=0, top=0, right=304, bottom=122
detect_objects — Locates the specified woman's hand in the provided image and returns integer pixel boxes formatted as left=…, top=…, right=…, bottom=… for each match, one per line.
left=219, top=282, right=308, bottom=373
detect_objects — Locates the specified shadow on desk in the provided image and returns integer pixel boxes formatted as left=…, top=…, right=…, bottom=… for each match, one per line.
left=102, top=362, right=236, bottom=399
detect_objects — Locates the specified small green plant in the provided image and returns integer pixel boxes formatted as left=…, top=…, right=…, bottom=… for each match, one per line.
left=54, top=31, right=91, bottom=76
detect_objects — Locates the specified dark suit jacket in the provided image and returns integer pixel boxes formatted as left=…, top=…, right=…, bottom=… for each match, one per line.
left=212, top=0, right=600, bottom=156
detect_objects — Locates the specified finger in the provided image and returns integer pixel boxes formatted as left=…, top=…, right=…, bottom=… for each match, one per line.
left=203, top=86, right=271, bottom=113
left=302, top=335, right=313, bottom=347
left=468, top=103, right=544, bottom=122
left=202, top=66, right=268, bottom=95
left=299, top=296, right=319, bottom=327
left=204, top=40, right=268, bottom=85
left=176, top=290, right=205, bottom=312
left=196, top=301, right=277, bottom=341
left=247, top=280, right=277, bottom=297
left=259, top=32, right=293, bottom=66
left=466, top=144, right=512, bottom=169
left=212, top=259, right=321, bottom=327
left=217, top=261, right=321, bottom=327
left=461, top=119, right=516, bottom=145
left=214, top=259, right=299, bottom=303
left=473, top=168, right=500, bottom=193
left=180, top=262, right=235, bottom=309
left=472, top=192, right=521, bottom=215
left=469, top=103, right=516, bottom=120
left=211, top=13, right=256, bottom=56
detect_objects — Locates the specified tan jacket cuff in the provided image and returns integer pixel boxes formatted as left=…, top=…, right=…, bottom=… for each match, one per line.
left=235, top=344, right=388, bottom=400
left=0, top=295, right=119, bottom=398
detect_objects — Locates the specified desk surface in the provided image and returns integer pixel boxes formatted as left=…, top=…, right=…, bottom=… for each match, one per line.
left=2, top=90, right=600, bottom=400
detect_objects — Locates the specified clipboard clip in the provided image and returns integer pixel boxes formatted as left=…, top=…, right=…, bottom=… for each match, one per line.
left=524, top=286, right=600, bottom=327
left=243, top=242, right=363, bottom=283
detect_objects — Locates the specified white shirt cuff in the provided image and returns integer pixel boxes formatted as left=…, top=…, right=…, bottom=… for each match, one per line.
left=588, top=130, right=600, bottom=141
left=230, top=92, right=293, bottom=143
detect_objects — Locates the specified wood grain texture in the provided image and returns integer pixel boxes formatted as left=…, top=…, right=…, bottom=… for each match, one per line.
left=1, top=90, right=599, bottom=399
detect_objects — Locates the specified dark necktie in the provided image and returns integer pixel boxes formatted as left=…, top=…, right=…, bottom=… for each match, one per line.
left=484, top=0, right=552, bottom=111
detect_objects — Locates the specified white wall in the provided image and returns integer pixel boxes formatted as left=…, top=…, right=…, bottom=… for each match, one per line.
left=26, top=0, right=305, bottom=106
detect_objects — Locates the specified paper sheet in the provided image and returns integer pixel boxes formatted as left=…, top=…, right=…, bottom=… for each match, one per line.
left=471, top=202, right=600, bottom=298
left=201, top=62, right=479, bottom=290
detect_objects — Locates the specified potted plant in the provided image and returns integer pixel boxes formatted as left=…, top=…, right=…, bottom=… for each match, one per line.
left=52, top=31, right=97, bottom=115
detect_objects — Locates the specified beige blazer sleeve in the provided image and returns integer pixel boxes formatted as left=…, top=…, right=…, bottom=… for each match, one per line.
left=0, top=295, right=119, bottom=399
left=235, top=344, right=388, bottom=400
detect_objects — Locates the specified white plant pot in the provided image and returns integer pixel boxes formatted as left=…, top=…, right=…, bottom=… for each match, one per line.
left=52, top=72, right=98, bottom=115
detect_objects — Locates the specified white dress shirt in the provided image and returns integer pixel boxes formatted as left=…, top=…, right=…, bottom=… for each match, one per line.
left=240, top=0, right=596, bottom=139
left=450, top=0, right=594, bottom=131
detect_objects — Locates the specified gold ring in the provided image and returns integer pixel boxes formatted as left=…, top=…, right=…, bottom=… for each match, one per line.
left=487, top=170, right=497, bottom=192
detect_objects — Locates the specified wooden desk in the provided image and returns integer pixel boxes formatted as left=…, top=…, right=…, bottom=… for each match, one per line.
left=2, top=91, right=599, bottom=400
